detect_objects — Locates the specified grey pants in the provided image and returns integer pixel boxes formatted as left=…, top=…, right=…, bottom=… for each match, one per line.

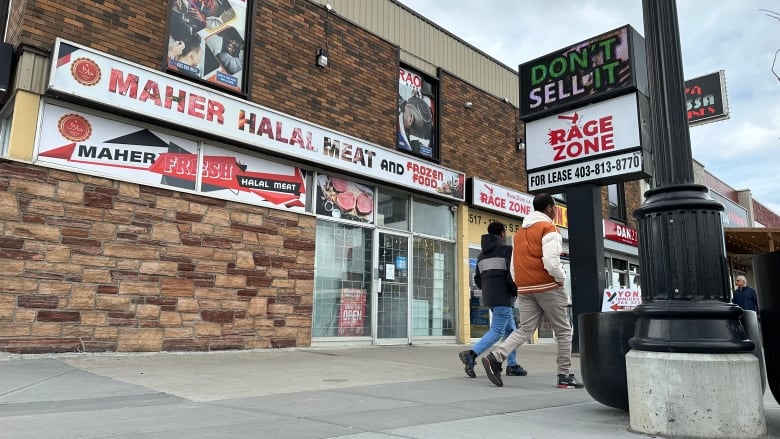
left=491, top=286, right=572, bottom=375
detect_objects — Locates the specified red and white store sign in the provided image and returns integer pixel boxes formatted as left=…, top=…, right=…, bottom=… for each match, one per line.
left=603, top=219, right=638, bottom=247
left=48, top=39, right=465, bottom=201
left=525, top=93, right=641, bottom=170
left=470, top=178, right=534, bottom=218
left=36, top=103, right=308, bottom=211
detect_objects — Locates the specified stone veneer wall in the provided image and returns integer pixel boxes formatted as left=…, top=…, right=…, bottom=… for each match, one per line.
left=0, top=160, right=315, bottom=353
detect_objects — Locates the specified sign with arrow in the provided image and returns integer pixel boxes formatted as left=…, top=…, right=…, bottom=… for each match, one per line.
left=36, top=102, right=307, bottom=211
left=601, top=287, right=642, bottom=312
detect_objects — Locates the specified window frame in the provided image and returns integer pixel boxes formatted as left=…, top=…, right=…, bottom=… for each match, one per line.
left=608, top=183, right=627, bottom=222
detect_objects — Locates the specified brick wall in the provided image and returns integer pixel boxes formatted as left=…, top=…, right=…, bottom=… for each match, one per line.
left=6, top=0, right=399, bottom=151
left=599, top=181, right=642, bottom=229
left=0, top=160, right=315, bottom=353
left=439, top=72, right=525, bottom=191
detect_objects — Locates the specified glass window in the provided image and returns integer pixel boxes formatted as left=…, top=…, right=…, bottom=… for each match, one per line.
left=468, top=247, right=489, bottom=338
left=0, top=114, right=9, bottom=157
left=412, top=237, right=456, bottom=336
left=611, top=257, right=628, bottom=288
left=608, top=183, right=627, bottom=222
left=412, top=198, right=455, bottom=240
left=376, top=188, right=409, bottom=230
left=0, top=2, right=8, bottom=40
left=629, top=263, right=640, bottom=289
left=312, top=221, right=373, bottom=337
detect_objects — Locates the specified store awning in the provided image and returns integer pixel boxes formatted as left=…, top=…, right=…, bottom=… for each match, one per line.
left=724, top=227, right=780, bottom=255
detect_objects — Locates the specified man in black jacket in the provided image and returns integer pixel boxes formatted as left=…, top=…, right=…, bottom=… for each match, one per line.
left=733, top=275, right=758, bottom=312
left=459, top=222, right=526, bottom=378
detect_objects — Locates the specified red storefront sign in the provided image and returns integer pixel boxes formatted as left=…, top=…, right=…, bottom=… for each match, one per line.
left=603, top=219, right=638, bottom=247
left=337, top=288, right=366, bottom=336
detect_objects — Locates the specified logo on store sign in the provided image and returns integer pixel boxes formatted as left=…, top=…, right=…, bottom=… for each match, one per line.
left=614, top=224, right=637, bottom=245
left=71, top=57, right=101, bottom=86
left=547, top=112, right=615, bottom=161
left=57, top=114, right=92, bottom=142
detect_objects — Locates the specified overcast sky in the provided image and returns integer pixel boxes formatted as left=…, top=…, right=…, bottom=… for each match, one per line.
left=400, top=0, right=780, bottom=216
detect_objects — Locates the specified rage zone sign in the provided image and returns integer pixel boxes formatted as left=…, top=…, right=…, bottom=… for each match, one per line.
left=548, top=113, right=614, bottom=162
left=525, top=93, right=641, bottom=170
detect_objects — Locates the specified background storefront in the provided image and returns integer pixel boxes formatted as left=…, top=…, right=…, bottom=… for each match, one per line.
left=312, top=178, right=458, bottom=346
left=603, top=219, right=640, bottom=290
left=0, top=0, right=651, bottom=354
left=465, top=179, right=573, bottom=342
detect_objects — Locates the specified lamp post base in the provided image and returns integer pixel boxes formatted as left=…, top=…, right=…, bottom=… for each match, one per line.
left=627, top=350, right=766, bottom=438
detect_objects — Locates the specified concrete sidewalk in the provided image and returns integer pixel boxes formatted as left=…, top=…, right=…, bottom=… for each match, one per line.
left=0, top=344, right=777, bottom=438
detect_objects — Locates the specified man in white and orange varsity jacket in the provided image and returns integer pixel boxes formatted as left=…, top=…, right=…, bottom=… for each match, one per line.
left=481, top=193, right=584, bottom=389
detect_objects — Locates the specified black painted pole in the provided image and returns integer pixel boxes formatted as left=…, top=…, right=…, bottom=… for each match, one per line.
left=629, top=0, right=753, bottom=353
left=565, top=184, right=606, bottom=354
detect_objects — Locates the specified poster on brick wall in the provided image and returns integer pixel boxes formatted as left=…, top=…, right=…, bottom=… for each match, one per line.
left=397, top=66, right=437, bottom=160
left=337, top=288, right=367, bottom=336
left=35, top=102, right=307, bottom=211
left=166, top=0, right=249, bottom=93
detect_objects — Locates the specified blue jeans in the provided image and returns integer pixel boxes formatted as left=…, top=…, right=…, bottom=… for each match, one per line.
left=471, top=305, right=518, bottom=366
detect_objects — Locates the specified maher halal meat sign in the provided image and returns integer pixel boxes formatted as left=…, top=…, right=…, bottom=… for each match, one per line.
left=519, top=25, right=646, bottom=122
left=47, top=39, right=465, bottom=202
left=36, top=103, right=307, bottom=210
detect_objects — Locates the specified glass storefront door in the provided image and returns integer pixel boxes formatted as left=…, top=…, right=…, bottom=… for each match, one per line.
left=375, top=231, right=410, bottom=344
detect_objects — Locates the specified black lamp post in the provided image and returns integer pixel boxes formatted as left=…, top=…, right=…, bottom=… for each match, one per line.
left=625, top=3, right=767, bottom=436
left=629, top=0, right=753, bottom=355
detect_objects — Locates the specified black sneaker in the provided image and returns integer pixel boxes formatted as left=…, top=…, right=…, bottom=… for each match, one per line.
left=458, top=350, right=477, bottom=378
left=557, top=373, right=584, bottom=389
left=481, top=352, right=503, bottom=387
left=506, top=365, right=527, bottom=376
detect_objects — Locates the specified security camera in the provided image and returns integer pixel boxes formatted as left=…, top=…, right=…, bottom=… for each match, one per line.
left=449, top=205, right=458, bottom=213
left=503, top=97, right=510, bottom=103
left=326, top=3, right=332, bottom=10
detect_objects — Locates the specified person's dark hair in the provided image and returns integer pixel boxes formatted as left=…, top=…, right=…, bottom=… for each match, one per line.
left=181, top=33, right=202, bottom=57
left=404, top=96, right=433, bottom=138
left=533, top=193, right=555, bottom=211
left=219, top=27, right=244, bottom=51
left=487, top=221, right=505, bottom=236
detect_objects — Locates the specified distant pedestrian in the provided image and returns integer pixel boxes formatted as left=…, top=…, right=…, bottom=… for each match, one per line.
left=459, top=222, right=527, bottom=379
left=732, top=275, right=758, bottom=312
left=481, top=194, right=583, bottom=389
